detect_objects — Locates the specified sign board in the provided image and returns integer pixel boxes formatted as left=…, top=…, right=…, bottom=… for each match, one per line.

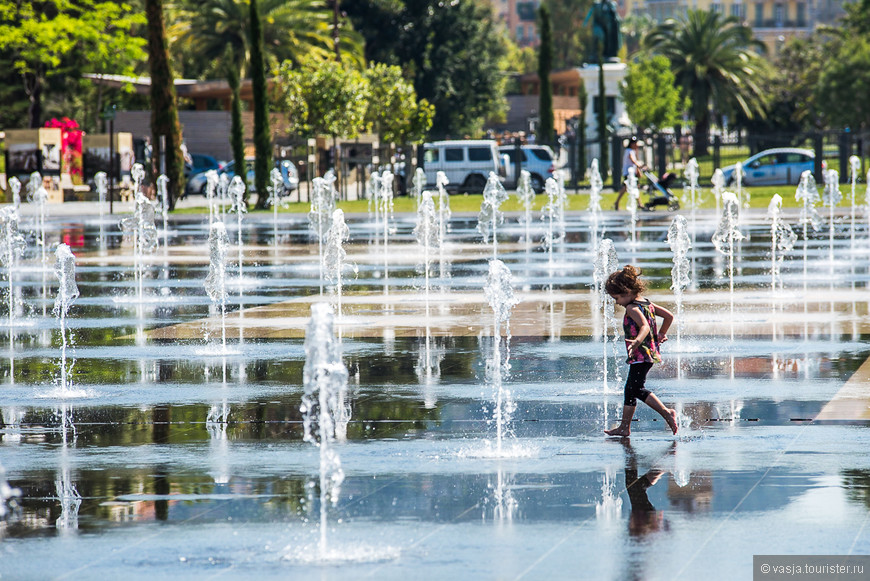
left=5, top=128, right=63, bottom=176
left=83, top=133, right=134, bottom=179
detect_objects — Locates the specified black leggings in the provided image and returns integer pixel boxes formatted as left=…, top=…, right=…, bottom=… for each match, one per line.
left=624, top=362, right=654, bottom=406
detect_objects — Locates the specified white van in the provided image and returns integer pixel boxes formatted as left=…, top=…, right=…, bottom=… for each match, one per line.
left=422, top=140, right=505, bottom=193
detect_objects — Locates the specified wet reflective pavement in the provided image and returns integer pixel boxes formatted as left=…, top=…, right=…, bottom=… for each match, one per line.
left=1, top=205, right=869, bottom=580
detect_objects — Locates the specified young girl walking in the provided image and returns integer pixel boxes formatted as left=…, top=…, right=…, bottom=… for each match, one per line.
left=604, top=265, right=678, bottom=437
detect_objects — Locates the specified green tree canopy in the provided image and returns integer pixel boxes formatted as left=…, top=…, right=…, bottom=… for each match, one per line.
left=620, top=54, right=683, bottom=132
left=169, top=0, right=365, bottom=79
left=273, top=57, right=370, bottom=139
left=815, top=36, right=870, bottom=131
left=363, top=63, right=433, bottom=145
left=0, top=0, right=146, bottom=127
left=643, top=9, right=766, bottom=155
left=544, top=0, right=594, bottom=68
left=343, top=0, right=509, bottom=138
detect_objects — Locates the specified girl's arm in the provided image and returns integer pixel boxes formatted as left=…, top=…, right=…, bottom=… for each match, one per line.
left=651, top=301, right=675, bottom=342
left=625, top=304, right=650, bottom=358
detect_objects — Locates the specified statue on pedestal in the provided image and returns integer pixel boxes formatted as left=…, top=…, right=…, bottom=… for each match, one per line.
left=584, top=0, right=622, bottom=61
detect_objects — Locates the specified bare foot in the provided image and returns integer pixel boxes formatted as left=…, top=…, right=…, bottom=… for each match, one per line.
left=605, top=425, right=631, bottom=437
left=666, top=409, right=678, bottom=435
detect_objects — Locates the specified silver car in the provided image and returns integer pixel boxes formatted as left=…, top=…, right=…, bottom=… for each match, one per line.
left=721, top=148, right=821, bottom=186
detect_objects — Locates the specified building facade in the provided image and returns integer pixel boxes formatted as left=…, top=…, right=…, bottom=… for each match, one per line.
left=626, top=0, right=853, bottom=53
left=491, top=0, right=542, bottom=48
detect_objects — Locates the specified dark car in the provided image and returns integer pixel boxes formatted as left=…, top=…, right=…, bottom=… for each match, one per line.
left=184, top=153, right=221, bottom=178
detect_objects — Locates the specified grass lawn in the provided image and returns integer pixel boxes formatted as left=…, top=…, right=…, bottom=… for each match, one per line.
left=174, top=183, right=850, bottom=215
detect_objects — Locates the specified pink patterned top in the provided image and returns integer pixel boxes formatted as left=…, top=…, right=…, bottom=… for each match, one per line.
left=623, top=298, right=662, bottom=364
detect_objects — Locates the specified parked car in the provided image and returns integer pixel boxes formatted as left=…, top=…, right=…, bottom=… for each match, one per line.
left=499, top=144, right=559, bottom=193
left=422, top=140, right=505, bottom=193
left=184, top=158, right=298, bottom=197
left=721, top=148, right=823, bottom=186
left=183, top=153, right=221, bottom=178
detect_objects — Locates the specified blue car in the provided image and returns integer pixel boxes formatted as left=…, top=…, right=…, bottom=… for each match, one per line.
left=721, top=148, right=822, bottom=186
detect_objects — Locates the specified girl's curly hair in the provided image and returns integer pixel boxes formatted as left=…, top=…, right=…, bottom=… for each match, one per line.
left=605, top=265, right=646, bottom=296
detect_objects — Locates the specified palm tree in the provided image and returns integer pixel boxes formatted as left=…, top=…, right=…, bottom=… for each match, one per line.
left=643, top=9, right=766, bottom=155
left=169, top=0, right=365, bottom=77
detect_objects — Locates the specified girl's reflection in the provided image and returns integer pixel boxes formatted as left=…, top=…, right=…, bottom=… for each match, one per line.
left=622, top=440, right=669, bottom=538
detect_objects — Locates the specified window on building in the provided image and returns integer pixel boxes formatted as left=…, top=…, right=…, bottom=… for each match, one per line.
left=755, top=2, right=763, bottom=26
left=774, top=3, right=784, bottom=25
left=711, top=3, right=722, bottom=13
left=731, top=3, right=744, bottom=18
left=517, top=25, right=524, bottom=41
left=796, top=2, right=806, bottom=25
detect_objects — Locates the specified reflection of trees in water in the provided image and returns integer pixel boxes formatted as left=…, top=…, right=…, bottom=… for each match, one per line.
left=842, top=469, right=870, bottom=509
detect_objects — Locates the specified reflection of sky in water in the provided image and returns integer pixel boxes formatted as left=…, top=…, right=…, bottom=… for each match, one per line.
left=1, top=210, right=869, bottom=579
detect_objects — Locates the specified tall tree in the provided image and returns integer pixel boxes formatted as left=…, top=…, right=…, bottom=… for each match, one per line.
left=344, top=0, right=509, bottom=138
left=643, top=9, right=766, bottom=155
left=145, top=0, right=184, bottom=209
left=537, top=5, right=554, bottom=145
left=249, top=0, right=271, bottom=209
left=169, top=0, right=365, bottom=79
left=224, top=47, right=246, bottom=199
left=544, top=0, right=593, bottom=68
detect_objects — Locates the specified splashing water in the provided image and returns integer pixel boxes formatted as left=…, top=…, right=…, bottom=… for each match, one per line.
left=625, top=168, right=640, bottom=246
left=414, top=190, right=440, bottom=314
left=94, top=172, right=107, bottom=219
left=156, top=174, right=170, bottom=246
left=796, top=171, right=822, bottom=338
left=734, top=162, right=745, bottom=209
left=822, top=169, right=842, bottom=290
left=205, top=222, right=230, bottom=351
left=541, top=178, right=565, bottom=271
left=0, top=207, right=27, bottom=383
left=849, top=156, right=861, bottom=255
left=412, top=167, right=426, bottom=205
left=324, top=209, right=351, bottom=319
left=592, top=239, right=620, bottom=390
left=479, top=172, right=509, bottom=260
left=8, top=177, right=21, bottom=211
left=228, top=176, right=247, bottom=288
left=268, top=167, right=283, bottom=246
left=588, top=159, right=603, bottom=249
left=204, top=170, right=219, bottom=226
left=768, top=194, right=797, bottom=294
left=435, top=172, right=451, bottom=279
left=120, top=173, right=159, bottom=304
left=217, top=173, right=229, bottom=222
left=484, top=259, right=518, bottom=457
left=711, top=168, right=725, bottom=215
left=301, top=303, right=350, bottom=558
left=27, top=172, right=49, bottom=265
left=310, top=172, right=337, bottom=296
left=379, top=171, right=395, bottom=295
left=712, top=192, right=745, bottom=342
left=516, top=170, right=535, bottom=247
left=53, top=244, right=79, bottom=394
left=666, top=215, right=691, bottom=351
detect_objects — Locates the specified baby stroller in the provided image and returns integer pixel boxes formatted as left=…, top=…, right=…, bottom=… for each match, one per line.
left=640, top=170, right=680, bottom=211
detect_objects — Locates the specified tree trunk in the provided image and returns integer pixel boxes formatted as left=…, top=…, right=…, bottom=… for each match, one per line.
left=250, top=0, right=272, bottom=210
left=226, top=55, right=247, bottom=203
left=24, top=72, right=42, bottom=129
left=145, top=0, right=184, bottom=211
